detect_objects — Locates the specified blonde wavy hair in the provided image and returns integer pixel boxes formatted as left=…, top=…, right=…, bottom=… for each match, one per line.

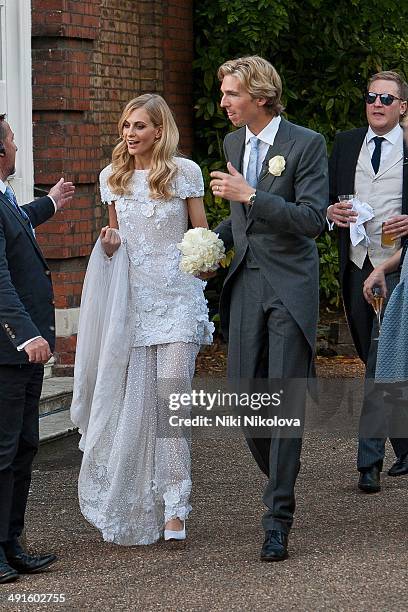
left=218, top=56, right=284, bottom=116
left=108, top=94, right=179, bottom=200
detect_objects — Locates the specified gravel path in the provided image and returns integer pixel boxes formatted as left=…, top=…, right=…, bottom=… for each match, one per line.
left=1, top=429, right=407, bottom=612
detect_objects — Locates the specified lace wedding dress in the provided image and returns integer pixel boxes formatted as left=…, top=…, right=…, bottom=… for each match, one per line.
left=71, top=157, right=213, bottom=545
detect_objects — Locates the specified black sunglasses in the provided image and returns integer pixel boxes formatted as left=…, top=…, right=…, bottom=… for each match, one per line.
left=365, top=92, right=403, bottom=106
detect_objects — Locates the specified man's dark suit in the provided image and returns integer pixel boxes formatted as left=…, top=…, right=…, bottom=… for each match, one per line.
left=0, top=191, right=56, bottom=545
left=329, top=128, right=408, bottom=468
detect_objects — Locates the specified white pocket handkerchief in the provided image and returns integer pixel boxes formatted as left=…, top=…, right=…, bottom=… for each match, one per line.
left=349, top=197, right=375, bottom=247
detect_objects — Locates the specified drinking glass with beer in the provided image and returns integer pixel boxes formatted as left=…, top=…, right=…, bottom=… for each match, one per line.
left=381, top=220, right=395, bottom=248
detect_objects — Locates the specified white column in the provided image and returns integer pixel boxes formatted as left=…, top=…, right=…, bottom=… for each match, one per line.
left=0, top=1, right=6, bottom=114
left=0, top=0, right=33, bottom=203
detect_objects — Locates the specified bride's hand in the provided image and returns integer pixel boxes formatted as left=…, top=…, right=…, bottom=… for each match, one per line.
left=100, top=226, right=121, bottom=257
left=196, top=270, right=217, bottom=280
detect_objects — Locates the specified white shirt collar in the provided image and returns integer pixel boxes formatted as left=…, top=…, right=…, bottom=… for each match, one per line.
left=245, top=115, right=282, bottom=146
left=366, top=122, right=402, bottom=145
left=0, top=179, right=7, bottom=194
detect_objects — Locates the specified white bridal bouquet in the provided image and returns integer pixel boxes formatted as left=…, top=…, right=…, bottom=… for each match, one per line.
left=177, top=227, right=225, bottom=275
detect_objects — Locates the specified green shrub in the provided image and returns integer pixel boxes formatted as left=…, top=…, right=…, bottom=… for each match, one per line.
left=193, top=0, right=408, bottom=306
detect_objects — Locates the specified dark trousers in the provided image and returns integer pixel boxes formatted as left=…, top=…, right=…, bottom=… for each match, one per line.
left=227, top=264, right=310, bottom=534
left=0, top=364, right=43, bottom=544
left=344, top=259, right=408, bottom=470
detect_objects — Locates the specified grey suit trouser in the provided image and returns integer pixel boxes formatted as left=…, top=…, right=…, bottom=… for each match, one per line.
left=227, top=261, right=310, bottom=534
left=344, top=259, right=408, bottom=470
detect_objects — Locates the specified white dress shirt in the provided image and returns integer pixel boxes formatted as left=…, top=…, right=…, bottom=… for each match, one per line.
left=0, top=179, right=56, bottom=351
left=243, top=115, right=282, bottom=179
left=365, top=123, right=403, bottom=162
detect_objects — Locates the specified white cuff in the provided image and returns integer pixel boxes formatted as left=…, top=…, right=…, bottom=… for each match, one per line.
left=326, top=217, right=335, bottom=231
left=17, top=336, right=41, bottom=351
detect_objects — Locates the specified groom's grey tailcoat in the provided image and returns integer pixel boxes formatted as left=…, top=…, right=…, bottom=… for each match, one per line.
left=215, top=117, right=328, bottom=534
left=217, top=117, right=329, bottom=366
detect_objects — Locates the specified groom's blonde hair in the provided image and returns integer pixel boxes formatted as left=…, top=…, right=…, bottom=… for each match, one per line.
left=218, top=56, right=284, bottom=116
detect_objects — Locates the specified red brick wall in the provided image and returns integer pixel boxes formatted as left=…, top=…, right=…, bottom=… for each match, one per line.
left=163, top=0, right=194, bottom=154
left=31, top=0, right=194, bottom=371
left=93, top=0, right=193, bottom=164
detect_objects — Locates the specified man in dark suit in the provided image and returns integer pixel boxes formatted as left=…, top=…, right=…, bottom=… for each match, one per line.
left=328, top=71, right=408, bottom=493
left=210, top=56, right=328, bottom=561
left=0, top=114, right=74, bottom=583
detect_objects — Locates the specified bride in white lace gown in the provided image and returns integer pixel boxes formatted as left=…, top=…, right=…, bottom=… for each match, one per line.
left=71, top=94, right=213, bottom=545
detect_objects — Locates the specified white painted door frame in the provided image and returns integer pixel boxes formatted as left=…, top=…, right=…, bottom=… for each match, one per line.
left=0, top=0, right=33, bottom=202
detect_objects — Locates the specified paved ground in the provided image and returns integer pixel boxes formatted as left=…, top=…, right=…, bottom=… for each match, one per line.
left=1, top=429, right=407, bottom=611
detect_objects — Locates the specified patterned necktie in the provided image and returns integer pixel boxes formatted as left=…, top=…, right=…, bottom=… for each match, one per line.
left=371, top=136, right=385, bottom=174
left=4, top=186, right=35, bottom=235
left=246, top=136, right=260, bottom=188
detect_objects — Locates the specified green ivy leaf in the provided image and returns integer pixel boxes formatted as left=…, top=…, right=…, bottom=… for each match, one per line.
left=204, top=71, right=213, bottom=91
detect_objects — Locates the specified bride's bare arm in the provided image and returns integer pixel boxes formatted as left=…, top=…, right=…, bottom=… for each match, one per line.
left=187, top=197, right=208, bottom=229
left=100, top=203, right=121, bottom=256
left=108, top=203, right=119, bottom=229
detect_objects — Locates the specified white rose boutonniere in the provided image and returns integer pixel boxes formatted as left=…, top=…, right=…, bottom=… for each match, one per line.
left=268, top=155, right=286, bottom=177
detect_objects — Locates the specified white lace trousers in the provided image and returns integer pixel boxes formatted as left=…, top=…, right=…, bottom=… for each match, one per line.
left=77, top=342, right=199, bottom=545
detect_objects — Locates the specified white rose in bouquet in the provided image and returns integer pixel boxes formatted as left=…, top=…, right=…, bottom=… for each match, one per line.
left=177, top=227, right=225, bottom=275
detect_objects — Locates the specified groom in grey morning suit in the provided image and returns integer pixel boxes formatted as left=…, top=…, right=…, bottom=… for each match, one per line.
left=210, top=56, right=328, bottom=561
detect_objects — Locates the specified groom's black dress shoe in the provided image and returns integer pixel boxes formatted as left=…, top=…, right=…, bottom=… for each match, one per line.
left=0, top=561, right=19, bottom=583
left=260, top=530, right=288, bottom=562
left=4, top=538, right=57, bottom=574
left=6, top=552, right=57, bottom=574
left=388, top=453, right=408, bottom=477
left=358, top=465, right=381, bottom=493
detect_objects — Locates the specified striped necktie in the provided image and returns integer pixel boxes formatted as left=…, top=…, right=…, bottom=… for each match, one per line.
left=4, top=186, right=35, bottom=235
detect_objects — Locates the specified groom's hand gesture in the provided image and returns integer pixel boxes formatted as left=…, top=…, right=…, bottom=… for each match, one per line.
left=210, top=162, right=254, bottom=204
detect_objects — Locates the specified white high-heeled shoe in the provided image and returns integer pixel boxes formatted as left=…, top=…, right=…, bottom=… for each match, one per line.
left=164, top=522, right=186, bottom=541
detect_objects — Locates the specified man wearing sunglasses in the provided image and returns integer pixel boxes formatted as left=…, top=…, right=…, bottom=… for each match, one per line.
left=328, top=71, right=408, bottom=493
